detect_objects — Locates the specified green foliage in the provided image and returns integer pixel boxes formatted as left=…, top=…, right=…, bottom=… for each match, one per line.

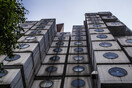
left=0, top=0, right=28, bottom=57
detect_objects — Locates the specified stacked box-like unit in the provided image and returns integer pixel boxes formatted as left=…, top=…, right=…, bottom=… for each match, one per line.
left=85, top=12, right=132, bottom=88
left=64, top=25, right=92, bottom=88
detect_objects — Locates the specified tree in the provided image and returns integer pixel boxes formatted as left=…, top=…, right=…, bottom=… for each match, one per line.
left=0, top=0, right=28, bottom=58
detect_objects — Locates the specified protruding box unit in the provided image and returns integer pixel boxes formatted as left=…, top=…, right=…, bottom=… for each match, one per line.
left=64, top=77, right=92, bottom=88
left=3, top=53, right=34, bottom=88
left=101, top=16, right=117, bottom=22
left=94, top=51, right=130, bottom=64
left=31, top=79, right=62, bottom=88
left=0, top=69, right=24, bottom=88
left=14, top=43, right=41, bottom=74
left=70, top=41, right=87, bottom=47
left=47, top=47, right=68, bottom=55
left=69, top=47, right=88, bottom=54
left=36, top=65, right=64, bottom=77
left=71, top=36, right=86, bottom=41
left=42, top=55, right=66, bottom=64
left=89, top=28, right=110, bottom=34
left=67, top=54, right=89, bottom=63
left=97, top=65, right=132, bottom=88
left=90, top=34, right=115, bottom=41
left=98, top=12, right=112, bottom=16
left=51, top=41, right=69, bottom=47
left=92, top=41, right=121, bottom=50
left=88, top=24, right=106, bottom=29
left=66, top=64, right=90, bottom=76
left=117, top=36, right=132, bottom=47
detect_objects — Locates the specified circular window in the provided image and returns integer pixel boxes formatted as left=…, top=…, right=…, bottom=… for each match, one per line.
left=74, top=41, right=83, bottom=45
left=73, top=56, right=84, bottom=61
left=71, top=79, right=85, bottom=87
left=46, top=66, right=57, bottom=72
left=73, top=66, right=85, bottom=72
left=53, top=48, right=62, bottom=52
left=60, top=32, right=66, bottom=35
left=75, top=36, right=82, bottom=40
left=103, top=52, right=118, bottom=59
left=31, top=30, right=41, bottom=34
left=5, top=54, right=21, bottom=61
left=97, top=34, right=107, bottom=39
left=50, top=56, right=60, bottom=61
left=40, top=80, right=53, bottom=88
left=93, top=24, right=101, bottom=27
left=25, top=36, right=36, bottom=40
left=19, top=44, right=30, bottom=49
left=74, top=48, right=83, bottom=52
left=99, top=42, right=112, bottom=47
left=76, top=29, right=82, bottom=31
left=126, top=39, right=132, bottom=43
left=94, top=29, right=104, bottom=32
left=0, top=69, right=8, bottom=77
left=111, top=22, right=120, bottom=26
left=58, top=37, right=65, bottom=40
left=75, top=32, right=83, bottom=35
left=109, top=67, right=127, bottom=77
left=56, top=42, right=64, bottom=45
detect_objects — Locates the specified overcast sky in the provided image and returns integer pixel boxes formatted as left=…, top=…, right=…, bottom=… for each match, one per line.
left=23, top=0, right=132, bottom=32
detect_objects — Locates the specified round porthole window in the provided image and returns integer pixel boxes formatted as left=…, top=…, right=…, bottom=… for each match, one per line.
left=50, top=56, right=60, bottom=61
left=31, top=30, right=41, bottom=34
left=109, top=67, right=127, bottom=77
left=19, top=44, right=30, bottom=49
left=53, top=48, right=62, bottom=52
left=74, top=41, right=83, bottom=45
left=74, top=48, right=83, bottom=52
left=60, top=32, right=66, bottom=35
left=58, top=37, right=65, bottom=40
left=46, top=66, right=57, bottom=72
left=94, top=29, right=104, bottom=32
left=126, top=39, right=132, bottom=43
left=76, top=29, right=82, bottom=31
left=73, top=56, right=84, bottom=61
left=93, top=24, right=101, bottom=27
left=71, top=79, right=85, bottom=87
left=111, top=22, right=120, bottom=26
left=75, top=32, right=83, bottom=35
left=103, top=52, right=118, bottom=59
left=0, top=69, right=8, bottom=77
left=75, top=36, right=82, bottom=40
left=97, top=34, right=107, bottom=39
left=56, top=42, right=64, bottom=45
left=73, top=66, right=84, bottom=72
left=40, top=80, right=53, bottom=88
left=99, top=42, right=112, bottom=47
left=5, top=54, right=21, bottom=61
left=25, top=36, right=36, bottom=40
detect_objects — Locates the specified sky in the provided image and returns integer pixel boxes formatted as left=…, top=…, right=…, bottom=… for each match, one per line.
left=22, top=0, right=132, bottom=32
